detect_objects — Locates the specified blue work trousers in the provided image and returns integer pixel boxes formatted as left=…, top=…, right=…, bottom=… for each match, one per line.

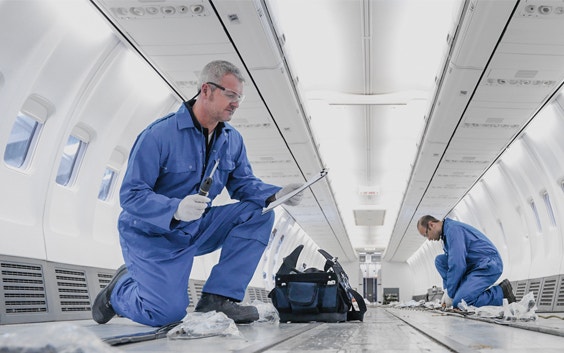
left=435, top=254, right=504, bottom=308
left=111, top=201, right=275, bottom=327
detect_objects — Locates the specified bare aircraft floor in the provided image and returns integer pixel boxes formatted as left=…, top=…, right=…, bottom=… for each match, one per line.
left=1, top=307, right=564, bottom=352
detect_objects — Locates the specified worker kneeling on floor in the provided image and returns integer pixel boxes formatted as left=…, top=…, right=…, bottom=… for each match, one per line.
left=416, top=215, right=517, bottom=309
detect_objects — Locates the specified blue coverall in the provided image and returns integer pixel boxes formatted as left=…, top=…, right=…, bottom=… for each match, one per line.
left=110, top=102, right=281, bottom=327
left=436, top=218, right=504, bottom=308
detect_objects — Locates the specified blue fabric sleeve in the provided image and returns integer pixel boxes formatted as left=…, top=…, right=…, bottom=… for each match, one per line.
left=444, top=222, right=468, bottom=296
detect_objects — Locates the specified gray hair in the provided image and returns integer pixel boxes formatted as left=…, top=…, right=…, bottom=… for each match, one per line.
left=199, top=60, right=245, bottom=87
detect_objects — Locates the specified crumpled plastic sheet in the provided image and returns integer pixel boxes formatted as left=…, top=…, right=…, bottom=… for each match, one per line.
left=167, top=300, right=280, bottom=340
left=0, top=322, right=123, bottom=353
left=250, top=300, right=279, bottom=324
left=458, top=292, right=537, bottom=321
left=167, top=311, right=241, bottom=340
left=389, top=292, right=538, bottom=322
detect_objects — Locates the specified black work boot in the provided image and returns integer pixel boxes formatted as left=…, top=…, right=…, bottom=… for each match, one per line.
left=499, top=279, right=516, bottom=304
left=194, top=293, right=259, bottom=324
left=92, top=265, right=128, bottom=324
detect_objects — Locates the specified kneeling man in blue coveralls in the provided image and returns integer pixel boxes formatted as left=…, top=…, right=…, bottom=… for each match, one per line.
left=92, top=60, right=303, bottom=327
left=417, top=215, right=516, bottom=309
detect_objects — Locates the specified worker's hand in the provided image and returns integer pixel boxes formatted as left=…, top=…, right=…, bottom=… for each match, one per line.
left=440, top=291, right=453, bottom=308
left=276, top=183, right=304, bottom=206
left=174, top=194, right=210, bottom=222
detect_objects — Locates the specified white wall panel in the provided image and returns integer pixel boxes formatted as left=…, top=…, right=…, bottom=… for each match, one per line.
left=443, top=96, right=564, bottom=282
left=485, top=164, right=533, bottom=279
left=406, top=240, right=443, bottom=296
left=42, top=40, right=176, bottom=268
left=0, top=0, right=115, bottom=261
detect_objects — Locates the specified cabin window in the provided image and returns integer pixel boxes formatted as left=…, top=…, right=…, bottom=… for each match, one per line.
left=98, top=167, right=117, bottom=201
left=3, top=113, right=42, bottom=169
left=541, top=191, right=557, bottom=227
left=528, top=199, right=542, bottom=233
left=55, top=135, right=87, bottom=186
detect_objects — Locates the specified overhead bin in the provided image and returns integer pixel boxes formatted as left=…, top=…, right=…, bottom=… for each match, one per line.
left=449, top=0, right=517, bottom=69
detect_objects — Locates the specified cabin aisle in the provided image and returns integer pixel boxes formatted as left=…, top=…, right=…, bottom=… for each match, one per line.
left=1, top=307, right=564, bottom=352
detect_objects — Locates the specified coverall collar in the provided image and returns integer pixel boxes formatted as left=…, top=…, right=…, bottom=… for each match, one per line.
left=181, top=99, right=226, bottom=136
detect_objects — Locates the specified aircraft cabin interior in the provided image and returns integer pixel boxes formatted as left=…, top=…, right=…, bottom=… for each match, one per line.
left=1, top=0, right=564, bottom=351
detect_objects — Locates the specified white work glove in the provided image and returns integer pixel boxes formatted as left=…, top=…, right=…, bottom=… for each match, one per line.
left=174, top=194, right=210, bottom=222
left=440, top=290, right=453, bottom=308
left=275, top=183, right=304, bottom=206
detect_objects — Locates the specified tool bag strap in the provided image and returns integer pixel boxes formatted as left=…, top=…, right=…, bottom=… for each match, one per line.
left=346, top=287, right=367, bottom=321
left=318, top=249, right=367, bottom=321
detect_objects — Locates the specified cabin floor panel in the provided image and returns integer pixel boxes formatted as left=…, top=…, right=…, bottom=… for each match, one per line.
left=1, top=307, right=564, bottom=352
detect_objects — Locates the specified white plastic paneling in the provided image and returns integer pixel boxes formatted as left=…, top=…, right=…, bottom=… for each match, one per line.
left=0, top=1, right=114, bottom=261
left=43, top=34, right=176, bottom=268
left=484, top=164, right=533, bottom=279
left=213, top=0, right=282, bottom=70
left=450, top=0, right=516, bottom=68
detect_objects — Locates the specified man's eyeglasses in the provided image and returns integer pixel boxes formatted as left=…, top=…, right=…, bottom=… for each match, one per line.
left=206, top=82, right=245, bottom=103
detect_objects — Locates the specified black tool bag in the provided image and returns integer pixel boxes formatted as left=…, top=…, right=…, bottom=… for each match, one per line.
left=268, top=245, right=367, bottom=323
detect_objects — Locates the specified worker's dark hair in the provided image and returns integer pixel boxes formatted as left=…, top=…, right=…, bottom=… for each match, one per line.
left=417, top=215, right=440, bottom=229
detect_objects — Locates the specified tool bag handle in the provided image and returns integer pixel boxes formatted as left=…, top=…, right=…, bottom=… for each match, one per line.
left=318, top=249, right=367, bottom=321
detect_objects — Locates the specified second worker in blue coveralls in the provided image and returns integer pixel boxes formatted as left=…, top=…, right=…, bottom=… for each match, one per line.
left=92, top=60, right=304, bottom=327
left=417, top=215, right=516, bottom=309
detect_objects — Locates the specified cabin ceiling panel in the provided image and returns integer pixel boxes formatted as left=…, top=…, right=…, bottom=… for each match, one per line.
left=235, top=125, right=283, bottom=142
left=250, top=162, right=300, bottom=180
left=249, top=69, right=312, bottom=145
left=98, top=1, right=224, bottom=46
left=149, top=52, right=239, bottom=72
left=265, top=0, right=364, bottom=93
left=488, top=53, right=564, bottom=78
left=244, top=147, right=293, bottom=164
left=434, top=171, right=480, bottom=184
left=423, top=67, right=481, bottom=144
left=506, top=4, right=564, bottom=46
left=437, top=160, right=489, bottom=176
left=147, top=53, right=248, bottom=98
left=445, top=140, right=506, bottom=160
left=478, top=68, right=563, bottom=104
left=142, top=43, right=233, bottom=56
left=462, top=105, right=537, bottom=124
left=449, top=0, right=516, bottom=68
left=456, top=123, right=520, bottom=142
left=213, top=0, right=282, bottom=69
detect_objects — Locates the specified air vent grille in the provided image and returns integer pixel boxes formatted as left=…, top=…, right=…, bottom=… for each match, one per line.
left=539, top=277, right=557, bottom=308
left=191, top=279, right=205, bottom=306
left=554, top=275, right=564, bottom=310
left=55, top=268, right=90, bottom=312
left=515, top=280, right=528, bottom=301
left=246, top=287, right=271, bottom=303
left=97, top=272, right=113, bottom=289
left=1, top=262, right=47, bottom=314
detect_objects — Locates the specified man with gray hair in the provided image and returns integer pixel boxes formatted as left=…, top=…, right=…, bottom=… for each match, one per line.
left=92, top=60, right=303, bottom=327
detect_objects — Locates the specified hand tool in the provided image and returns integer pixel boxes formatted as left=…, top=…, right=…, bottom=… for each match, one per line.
left=199, top=159, right=220, bottom=196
